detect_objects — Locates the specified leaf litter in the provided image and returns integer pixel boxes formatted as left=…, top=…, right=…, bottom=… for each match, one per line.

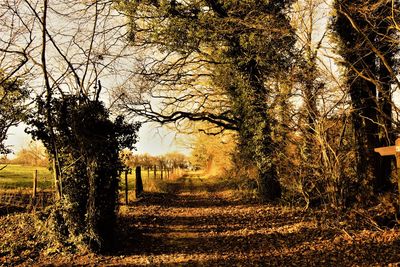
left=1, top=176, right=400, bottom=266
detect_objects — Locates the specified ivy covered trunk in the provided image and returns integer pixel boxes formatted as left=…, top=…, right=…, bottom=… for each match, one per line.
left=237, top=103, right=281, bottom=201
left=332, top=0, right=396, bottom=198
left=28, top=95, right=140, bottom=252
left=232, top=58, right=282, bottom=201
left=251, top=118, right=282, bottom=201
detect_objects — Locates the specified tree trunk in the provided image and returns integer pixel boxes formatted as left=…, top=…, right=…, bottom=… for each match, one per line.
left=375, top=47, right=394, bottom=193
left=235, top=58, right=282, bottom=201
left=333, top=0, right=396, bottom=200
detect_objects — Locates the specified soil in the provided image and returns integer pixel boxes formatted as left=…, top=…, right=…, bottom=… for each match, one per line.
left=2, top=176, right=400, bottom=266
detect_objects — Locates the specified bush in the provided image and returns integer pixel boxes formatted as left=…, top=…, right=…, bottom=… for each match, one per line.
left=28, top=95, right=140, bottom=252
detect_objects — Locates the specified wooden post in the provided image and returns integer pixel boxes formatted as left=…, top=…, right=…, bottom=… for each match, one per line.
left=32, top=170, right=38, bottom=199
left=396, top=138, right=400, bottom=200
left=125, top=170, right=129, bottom=205
left=375, top=138, right=400, bottom=203
left=167, top=168, right=170, bottom=180
left=154, top=165, right=157, bottom=179
left=160, top=164, right=163, bottom=180
left=135, top=166, right=143, bottom=198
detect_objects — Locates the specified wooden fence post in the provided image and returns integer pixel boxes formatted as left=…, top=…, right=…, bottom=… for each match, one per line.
left=32, top=170, right=38, bottom=199
left=396, top=138, right=400, bottom=202
left=154, top=165, right=157, bottom=179
left=125, top=170, right=129, bottom=205
left=135, top=166, right=143, bottom=198
left=375, top=138, right=400, bottom=203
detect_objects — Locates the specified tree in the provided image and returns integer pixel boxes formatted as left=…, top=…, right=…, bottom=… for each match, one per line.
left=283, top=0, right=349, bottom=207
left=0, top=0, right=32, bottom=155
left=332, top=0, right=400, bottom=198
left=11, top=141, right=48, bottom=166
left=28, top=95, right=140, bottom=252
left=0, top=0, right=137, bottom=194
left=190, top=131, right=235, bottom=176
left=0, top=0, right=142, bottom=252
left=0, top=74, right=28, bottom=155
left=292, top=0, right=327, bottom=150
left=116, top=0, right=298, bottom=201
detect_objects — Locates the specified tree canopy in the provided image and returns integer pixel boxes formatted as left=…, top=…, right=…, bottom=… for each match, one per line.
left=116, top=0, right=299, bottom=200
left=0, top=73, right=28, bottom=155
left=0, top=0, right=400, bottom=255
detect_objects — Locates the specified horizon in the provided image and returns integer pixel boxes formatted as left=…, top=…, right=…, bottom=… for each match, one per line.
left=4, top=123, right=190, bottom=159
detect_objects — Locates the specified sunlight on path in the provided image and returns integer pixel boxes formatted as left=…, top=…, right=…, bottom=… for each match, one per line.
left=31, top=175, right=400, bottom=266
left=96, top=175, right=400, bottom=266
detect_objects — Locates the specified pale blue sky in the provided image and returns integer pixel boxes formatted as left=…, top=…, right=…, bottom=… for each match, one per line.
left=4, top=123, right=189, bottom=158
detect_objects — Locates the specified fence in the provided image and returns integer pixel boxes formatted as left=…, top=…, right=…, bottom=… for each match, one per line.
left=0, top=164, right=189, bottom=213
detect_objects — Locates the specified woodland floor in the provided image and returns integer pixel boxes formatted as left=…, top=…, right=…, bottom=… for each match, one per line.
left=2, top=175, right=400, bottom=266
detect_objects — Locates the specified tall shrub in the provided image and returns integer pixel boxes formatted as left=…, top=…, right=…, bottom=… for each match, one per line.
left=28, top=95, right=140, bottom=251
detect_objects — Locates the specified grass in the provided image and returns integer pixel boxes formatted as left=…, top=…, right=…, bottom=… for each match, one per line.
left=0, top=164, right=53, bottom=189
left=119, top=169, right=185, bottom=192
left=0, top=164, right=185, bottom=192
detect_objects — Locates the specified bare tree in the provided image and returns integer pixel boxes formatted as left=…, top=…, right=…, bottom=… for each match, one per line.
left=1, top=0, right=141, bottom=252
left=0, top=0, right=34, bottom=155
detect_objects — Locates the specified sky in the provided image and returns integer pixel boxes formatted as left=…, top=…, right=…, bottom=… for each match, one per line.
left=4, top=123, right=190, bottom=159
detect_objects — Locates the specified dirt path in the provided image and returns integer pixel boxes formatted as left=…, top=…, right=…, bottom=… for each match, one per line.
left=103, top=176, right=400, bottom=266
left=4, top=175, right=400, bottom=266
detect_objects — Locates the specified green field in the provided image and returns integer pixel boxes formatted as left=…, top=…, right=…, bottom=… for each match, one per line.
left=0, top=164, right=180, bottom=191
left=0, top=164, right=53, bottom=189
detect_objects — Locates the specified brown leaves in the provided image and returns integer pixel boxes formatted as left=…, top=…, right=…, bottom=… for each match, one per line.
left=3, top=177, right=400, bottom=266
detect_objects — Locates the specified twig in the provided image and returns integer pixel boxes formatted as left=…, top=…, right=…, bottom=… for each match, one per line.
left=0, top=164, right=8, bottom=171
left=354, top=210, right=384, bottom=232
left=341, top=228, right=354, bottom=241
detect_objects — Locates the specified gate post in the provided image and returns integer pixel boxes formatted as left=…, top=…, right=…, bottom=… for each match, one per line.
left=375, top=137, right=400, bottom=203
left=135, top=166, right=143, bottom=198
left=125, top=169, right=129, bottom=205
left=395, top=138, right=400, bottom=201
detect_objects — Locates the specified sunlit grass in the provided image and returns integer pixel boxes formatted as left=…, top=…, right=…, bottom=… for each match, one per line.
left=0, top=164, right=53, bottom=189
left=0, top=164, right=189, bottom=193
left=119, top=169, right=189, bottom=193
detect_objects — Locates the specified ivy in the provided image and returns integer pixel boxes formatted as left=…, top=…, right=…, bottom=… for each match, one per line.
left=27, top=95, right=140, bottom=252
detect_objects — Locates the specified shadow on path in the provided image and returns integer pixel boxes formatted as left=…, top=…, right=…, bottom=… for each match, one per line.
left=112, top=175, right=400, bottom=266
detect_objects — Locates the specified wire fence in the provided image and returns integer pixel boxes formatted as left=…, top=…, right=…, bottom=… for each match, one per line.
left=0, top=164, right=188, bottom=215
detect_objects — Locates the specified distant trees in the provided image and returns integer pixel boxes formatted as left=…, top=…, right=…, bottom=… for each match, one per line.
left=190, top=131, right=235, bottom=176
left=164, top=152, right=188, bottom=170
left=120, top=149, right=189, bottom=179
left=11, top=141, right=48, bottom=166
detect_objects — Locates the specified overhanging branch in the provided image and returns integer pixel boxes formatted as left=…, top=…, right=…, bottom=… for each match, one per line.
left=127, top=104, right=239, bottom=132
